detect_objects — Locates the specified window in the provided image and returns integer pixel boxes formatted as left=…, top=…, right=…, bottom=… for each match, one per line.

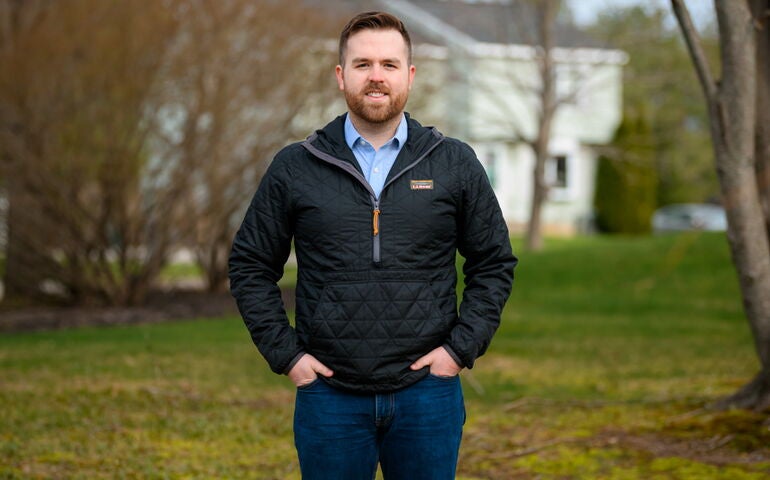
left=548, top=155, right=568, bottom=189
left=546, top=153, right=573, bottom=201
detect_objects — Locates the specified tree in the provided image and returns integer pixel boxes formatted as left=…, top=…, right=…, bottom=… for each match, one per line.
left=525, top=0, right=559, bottom=251
left=0, top=0, right=334, bottom=304
left=588, top=6, right=719, bottom=208
left=672, top=0, right=770, bottom=410
left=756, top=2, right=770, bottom=236
left=465, top=0, right=560, bottom=251
left=0, top=0, right=183, bottom=305
left=157, top=0, right=335, bottom=292
left=478, top=0, right=564, bottom=251
left=594, top=106, right=657, bottom=234
left=465, top=0, right=624, bottom=249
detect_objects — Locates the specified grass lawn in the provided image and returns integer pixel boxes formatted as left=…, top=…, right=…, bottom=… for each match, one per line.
left=1, top=232, right=769, bottom=479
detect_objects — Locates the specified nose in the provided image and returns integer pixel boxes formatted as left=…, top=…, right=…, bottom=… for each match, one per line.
left=368, top=64, right=385, bottom=82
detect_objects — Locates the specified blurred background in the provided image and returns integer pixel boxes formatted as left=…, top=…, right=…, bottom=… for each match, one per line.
left=3, top=1, right=768, bottom=479
left=0, top=0, right=723, bottom=307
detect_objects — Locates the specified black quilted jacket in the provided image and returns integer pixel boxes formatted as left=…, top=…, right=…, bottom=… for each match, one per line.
left=229, top=113, right=517, bottom=393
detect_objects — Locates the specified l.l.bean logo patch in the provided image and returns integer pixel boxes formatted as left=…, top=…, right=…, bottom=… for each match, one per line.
left=410, top=179, right=434, bottom=190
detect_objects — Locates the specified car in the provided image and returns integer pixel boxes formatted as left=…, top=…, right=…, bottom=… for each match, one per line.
left=652, top=203, right=727, bottom=232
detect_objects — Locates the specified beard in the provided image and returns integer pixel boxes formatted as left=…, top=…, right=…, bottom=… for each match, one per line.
left=344, top=82, right=409, bottom=125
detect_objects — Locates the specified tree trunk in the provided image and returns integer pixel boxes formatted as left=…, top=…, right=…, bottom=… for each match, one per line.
left=754, top=0, right=770, bottom=240
left=525, top=155, right=547, bottom=251
left=715, top=368, right=770, bottom=411
left=200, top=237, right=230, bottom=294
left=2, top=183, right=36, bottom=304
left=673, top=0, right=770, bottom=410
left=205, top=257, right=229, bottom=293
left=524, top=0, right=558, bottom=251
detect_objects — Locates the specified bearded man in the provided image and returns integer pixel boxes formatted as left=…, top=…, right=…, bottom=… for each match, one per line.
left=229, top=11, right=516, bottom=480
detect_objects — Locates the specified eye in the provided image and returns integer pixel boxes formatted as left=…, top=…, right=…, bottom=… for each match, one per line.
left=355, top=62, right=369, bottom=68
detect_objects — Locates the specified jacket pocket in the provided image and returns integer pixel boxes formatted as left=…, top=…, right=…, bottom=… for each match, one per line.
left=307, top=280, right=445, bottom=361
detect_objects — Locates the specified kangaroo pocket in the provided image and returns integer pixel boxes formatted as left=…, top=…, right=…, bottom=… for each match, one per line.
left=307, top=280, right=452, bottom=380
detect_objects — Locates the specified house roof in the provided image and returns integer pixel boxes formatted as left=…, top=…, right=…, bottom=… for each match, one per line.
left=302, top=0, right=603, bottom=49
left=406, top=0, right=602, bottom=48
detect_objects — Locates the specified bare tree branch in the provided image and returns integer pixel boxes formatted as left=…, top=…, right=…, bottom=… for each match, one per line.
left=671, top=0, right=719, bottom=102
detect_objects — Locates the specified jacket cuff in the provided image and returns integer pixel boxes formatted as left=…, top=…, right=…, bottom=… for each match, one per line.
left=281, top=351, right=306, bottom=375
left=442, top=344, right=466, bottom=369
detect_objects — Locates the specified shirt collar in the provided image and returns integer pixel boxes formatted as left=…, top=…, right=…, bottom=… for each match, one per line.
left=344, top=113, right=408, bottom=150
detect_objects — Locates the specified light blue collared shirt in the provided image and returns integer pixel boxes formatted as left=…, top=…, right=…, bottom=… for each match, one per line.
left=344, top=114, right=408, bottom=199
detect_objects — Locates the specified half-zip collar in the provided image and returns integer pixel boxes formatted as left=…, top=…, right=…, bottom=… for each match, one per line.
left=301, top=113, right=445, bottom=265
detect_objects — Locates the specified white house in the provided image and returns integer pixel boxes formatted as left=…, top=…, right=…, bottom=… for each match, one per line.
left=306, top=0, right=627, bottom=234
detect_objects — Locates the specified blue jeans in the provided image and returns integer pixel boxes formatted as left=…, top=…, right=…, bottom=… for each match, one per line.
left=293, top=374, right=465, bottom=480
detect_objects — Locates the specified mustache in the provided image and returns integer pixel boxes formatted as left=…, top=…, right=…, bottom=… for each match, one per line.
left=363, top=83, right=390, bottom=94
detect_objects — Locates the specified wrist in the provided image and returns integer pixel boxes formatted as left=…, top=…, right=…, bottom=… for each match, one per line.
left=441, top=344, right=465, bottom=369
left=283, top=351, right=306, bottom=375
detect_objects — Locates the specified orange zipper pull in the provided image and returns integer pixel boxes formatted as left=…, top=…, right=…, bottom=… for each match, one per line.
left=373, top=208, right=381, bottom=236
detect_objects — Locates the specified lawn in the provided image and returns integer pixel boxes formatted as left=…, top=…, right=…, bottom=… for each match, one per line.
left=1, top=232, right=768, bottom=479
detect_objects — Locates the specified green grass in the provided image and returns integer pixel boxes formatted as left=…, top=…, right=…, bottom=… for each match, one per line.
left=2, top=232, right=768, bottom=479
left=480, top=232, right=755, bottom=403
left=159, top=262, right=203, bottom=282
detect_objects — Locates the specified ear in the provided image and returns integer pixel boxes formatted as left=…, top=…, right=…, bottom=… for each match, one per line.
left=408, top=64, right=416, bottom=90
left=335, top=65, right=344, bottom=91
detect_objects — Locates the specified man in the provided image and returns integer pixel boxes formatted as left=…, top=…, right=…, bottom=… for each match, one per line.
left=229, top=11, right=516, bottom=479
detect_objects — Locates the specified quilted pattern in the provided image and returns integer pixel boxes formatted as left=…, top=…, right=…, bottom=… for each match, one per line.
left=230, top=114, right=517, bottom=393
left=296, top=277, right=456, bottom=389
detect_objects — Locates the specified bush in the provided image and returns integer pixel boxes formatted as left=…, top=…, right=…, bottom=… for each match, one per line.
left=594, top=108, right=657, bottom=234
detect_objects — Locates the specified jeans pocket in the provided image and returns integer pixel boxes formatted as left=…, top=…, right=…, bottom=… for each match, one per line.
left=296, top=378, right=322, bottom=391
left=427, top=373, right=459, bottom=382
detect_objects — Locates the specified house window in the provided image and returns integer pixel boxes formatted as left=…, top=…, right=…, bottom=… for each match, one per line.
left=549, top=155, right=568, bottom=189
left=546, top=153, right=574, bottom=202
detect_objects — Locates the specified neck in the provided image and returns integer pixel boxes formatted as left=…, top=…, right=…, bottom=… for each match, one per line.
left=348, top=112, right=403, bottom=150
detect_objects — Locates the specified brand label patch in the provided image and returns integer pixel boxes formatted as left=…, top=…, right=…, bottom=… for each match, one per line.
left=410, top=180, right=434, bottom=190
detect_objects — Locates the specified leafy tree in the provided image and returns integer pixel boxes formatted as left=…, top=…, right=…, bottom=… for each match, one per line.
left=589, top=5, right=720, bottom=207
left=594, top=106, right=657, bottom=234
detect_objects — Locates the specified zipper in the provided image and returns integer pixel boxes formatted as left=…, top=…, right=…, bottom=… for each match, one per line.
left=302, top=131, right=444, bottom=265
left=372, top=201, right=381, bottom=263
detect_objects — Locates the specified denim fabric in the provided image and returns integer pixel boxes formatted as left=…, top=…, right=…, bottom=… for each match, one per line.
left=293, top=374, right=465, bottom=480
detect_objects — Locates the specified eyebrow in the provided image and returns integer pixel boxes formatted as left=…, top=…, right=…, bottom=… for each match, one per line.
left=350, top=57, right=402, bottom=65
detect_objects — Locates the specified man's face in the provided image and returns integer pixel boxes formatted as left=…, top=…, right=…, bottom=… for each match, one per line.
left=336, top=29, right=416, bottom=126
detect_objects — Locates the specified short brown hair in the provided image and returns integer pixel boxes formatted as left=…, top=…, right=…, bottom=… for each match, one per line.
left=338, top=11, right=413, bottom=66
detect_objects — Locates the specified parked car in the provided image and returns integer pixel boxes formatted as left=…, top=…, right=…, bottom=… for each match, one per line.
left=652, top=203, right=727, bottom=232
